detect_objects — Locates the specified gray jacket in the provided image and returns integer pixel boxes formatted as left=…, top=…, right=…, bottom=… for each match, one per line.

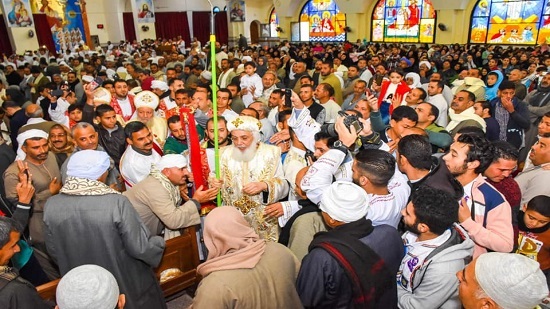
left=398, top=225, right=474, bottom=309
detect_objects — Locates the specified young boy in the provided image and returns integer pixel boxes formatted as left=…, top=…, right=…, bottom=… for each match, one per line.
left=484, top=70, right=503, bottom=101
left=68, top=104, right=83, bottom=128
left=517, top=195, right=550, bottom=288
left=95, top=104, right=127, bottom=168
left=239, top=61, right=263, bottom=107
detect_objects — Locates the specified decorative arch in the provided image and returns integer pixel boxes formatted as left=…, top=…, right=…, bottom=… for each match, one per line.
left=469, top=0, right=550, bottom=45
left=298, top=0, right=346, bottom=42
left=371, top=0, right=436, bottom=43
left=269, top=8, right=280, bottom=37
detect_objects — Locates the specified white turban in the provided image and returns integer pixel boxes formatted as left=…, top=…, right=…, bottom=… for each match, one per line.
left=81, top=75, right=94, bottom=83
left=16, top=129, right=49, bottom=160
left=67, top=150, right=110, bottom=180
left=56, top=264, right=119, bottom=309
left=226, top=116, right=262, bottom=133
left=155, top=154, right=188, bottom=171
left=151, top=80, right=169, bottom=92
left=475, top=252, right=548, bottom=309
left=419, top=60, right=431, bottom=70
left=320, top=181, right=369, bottom=223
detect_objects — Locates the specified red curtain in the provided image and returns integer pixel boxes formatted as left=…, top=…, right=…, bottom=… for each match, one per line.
left=192, top=11, right=210, bottom=46
left=123, top=12, right=136, bottom=42
left=32, top=14, right=56, bottom=53
left=214, top=12, right=228, bottom=45
left=154, top=12, right=190, bottom=44
left=0, top=16, right=12, bottom=55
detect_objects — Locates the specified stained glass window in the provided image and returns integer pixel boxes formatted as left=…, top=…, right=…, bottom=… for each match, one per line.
left=299, top=0, right=347, bottom=42
left=270, top=8, right=279, bottom=37
left=470, top=0, right=550, bottom=45
left=371, top=0, right=436, bottom=43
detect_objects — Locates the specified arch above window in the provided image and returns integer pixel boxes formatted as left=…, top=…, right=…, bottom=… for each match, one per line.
left=371, top=0, right=436, bottom=43
left=298, top=0, right=347, bottom=42
left=470, top=0, right=550, bottom=45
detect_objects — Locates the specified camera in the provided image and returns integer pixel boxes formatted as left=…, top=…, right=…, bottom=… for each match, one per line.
left=337, top=111, right=363, bottom=133
left=51, top=89, right=64, bottom=97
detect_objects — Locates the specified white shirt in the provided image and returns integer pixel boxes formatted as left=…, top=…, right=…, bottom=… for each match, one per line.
left=240, top=73, right=263, bottom=107
left=320, top=99, right=340, bottom=124
left=426, top=93, right=449, bottom=127
left=120, top=146, right=161, bottom=187
left=398, top=229, right=452, bottom=292
left=366, top=170, right=410, bottom=228
left=117, top=96, right=133, bottom=119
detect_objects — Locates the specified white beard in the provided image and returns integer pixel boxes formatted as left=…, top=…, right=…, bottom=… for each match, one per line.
left=230, top=144, right=258, bottom=162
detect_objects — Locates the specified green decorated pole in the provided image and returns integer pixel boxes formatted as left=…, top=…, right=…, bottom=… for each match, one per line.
left=207, top=0, right=221, bottom=206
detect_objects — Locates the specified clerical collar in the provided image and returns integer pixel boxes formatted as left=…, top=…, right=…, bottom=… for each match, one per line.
left=131, top=145, right=152, bottom=156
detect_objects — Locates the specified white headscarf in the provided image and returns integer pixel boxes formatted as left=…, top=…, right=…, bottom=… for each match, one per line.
left=15, top=129, right=49, bottom=160
left=67, top=150, right=110, bottom=180
left=320, top=181, right=369, bottom=223
left=476, top=252, right=548, bottom=309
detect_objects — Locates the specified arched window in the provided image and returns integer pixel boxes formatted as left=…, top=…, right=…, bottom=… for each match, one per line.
left=299, top=0, right=346, bottom=42
left=470, top=0, right=550, bottom=45
left=269, top=8, right=280, bottom=37
left=371, top=0, right=436, bottom=43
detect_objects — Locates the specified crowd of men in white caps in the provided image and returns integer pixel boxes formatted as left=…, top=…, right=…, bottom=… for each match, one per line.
left=0, top=37, right=550, bottom=309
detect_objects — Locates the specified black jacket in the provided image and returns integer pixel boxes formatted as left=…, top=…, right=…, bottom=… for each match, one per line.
left=96, top=123, right=126, bottom=169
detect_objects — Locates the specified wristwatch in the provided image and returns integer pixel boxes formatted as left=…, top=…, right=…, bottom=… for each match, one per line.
left=331, top=140, right=349, bottom=153
left=333, top=140, right=345, bottom=148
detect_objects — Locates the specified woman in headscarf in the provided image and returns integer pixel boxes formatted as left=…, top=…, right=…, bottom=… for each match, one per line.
left=192, top=206, right=302, bottom=308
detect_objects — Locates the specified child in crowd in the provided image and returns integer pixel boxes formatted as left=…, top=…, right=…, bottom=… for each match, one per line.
left=517, top=195, right=550, bottom=288
left=68, top=104, right=82, bottom=128
left=484, top=70, right=504, bottom=101
left=376, top=69, right=410, bottom=125
left=240, top=61, right=263, bottom=107
left=95, top=104, right=127, bottom=167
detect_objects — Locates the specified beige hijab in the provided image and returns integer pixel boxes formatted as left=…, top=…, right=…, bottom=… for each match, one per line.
left=197, top=206, right=266, bottom=277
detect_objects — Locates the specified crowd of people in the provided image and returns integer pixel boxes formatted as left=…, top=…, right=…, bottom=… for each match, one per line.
left=0, top=37, right=549, bottom=308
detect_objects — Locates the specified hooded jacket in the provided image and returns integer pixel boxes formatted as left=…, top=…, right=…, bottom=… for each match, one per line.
left=398, top=225, right=474, bottom=309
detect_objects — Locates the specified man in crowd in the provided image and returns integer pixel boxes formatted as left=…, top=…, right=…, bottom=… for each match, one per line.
left=110, top=79, right=135, bottom=122
left=3, top=129, right=61, bottom=278
left=515, top=133, right=550, bottom=205
left=315, top=83, right=340, bottom=123
left=446, top=90, right=486, bottom=136
left=398, top=185, right=473, bottom=308
left=125, top=154, right=218, bottom=236
left=319, top=61, right=343, bottom=104
left=44, top=150, right=166, bottom=309
left=120, top=121, right=161, bottom=187
left=457, top=253, right=547, bottom=309
left=219, top=116, right=289, bottom=242
left=425, top=80, right=449, bottom=127
left=0, top=217, right=50, bottom=308
left=442, top=134, right=514, bottom=257
left=490, top=81, right=530, bottom=149
left=297, top=181, right=403, bottom=308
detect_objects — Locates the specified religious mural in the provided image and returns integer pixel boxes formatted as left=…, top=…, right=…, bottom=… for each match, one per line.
left=31, top=0, right=85, bottom=52
left=3, top=0, right=34, bottom=27
left=371, top=0, right=436, bottom=43
left=470, top=0, right=550, bottom=45
left=299, top=0, right=346, bottom=42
